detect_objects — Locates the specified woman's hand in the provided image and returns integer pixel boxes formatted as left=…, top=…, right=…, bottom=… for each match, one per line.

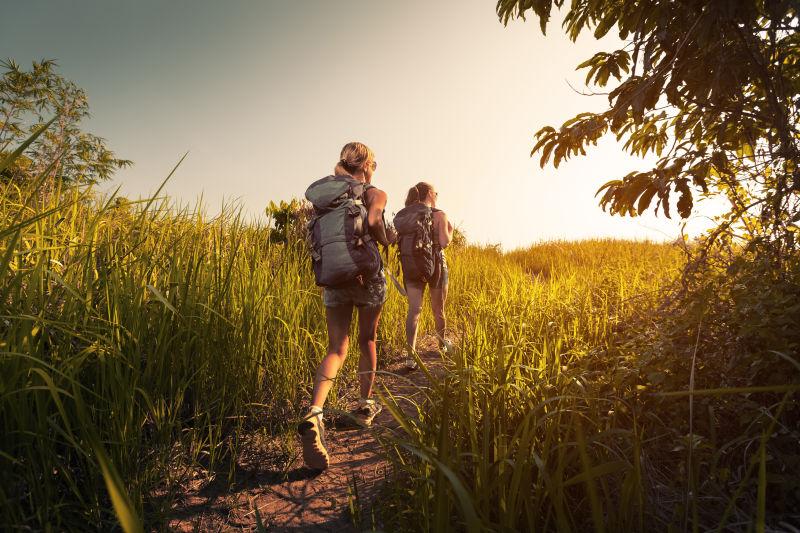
left=386, top=224, right=398, bottom=245
left=365, top=188, right=395, bottom=246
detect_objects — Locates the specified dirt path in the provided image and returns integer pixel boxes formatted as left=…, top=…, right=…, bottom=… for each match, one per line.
left=168, top=339, right=441, bottom=532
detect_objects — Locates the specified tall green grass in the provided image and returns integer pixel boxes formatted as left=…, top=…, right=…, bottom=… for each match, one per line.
left=3, top=157, right=795, bottom=531
left=0, top=172, right=404, bottom=529
left=379, top=241, right=799, bottom=531
left=378, top=241, right=682, bottom=531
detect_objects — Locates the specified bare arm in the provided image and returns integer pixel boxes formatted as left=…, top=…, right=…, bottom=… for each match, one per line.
left=433, top=210, right=453, bottom=248
left=365, top=188, right=397, bottom=246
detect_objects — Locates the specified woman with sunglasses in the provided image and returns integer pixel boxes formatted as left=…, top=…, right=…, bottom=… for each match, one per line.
left=298, top=142, right=396, bottom=471
left=394, top=182, right=453, bottom=369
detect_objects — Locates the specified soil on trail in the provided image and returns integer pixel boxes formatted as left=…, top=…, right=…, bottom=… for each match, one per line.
left=168, top=338, right=442, bottom=532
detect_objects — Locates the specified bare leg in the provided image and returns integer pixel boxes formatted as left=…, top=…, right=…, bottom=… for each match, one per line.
left=310, top=305, right=353, bottom=408
left=405, top=283, right=425, bottom=352
left=430, top=283, right=448, bottom=345
left=356, top=304, right=382, bottom=399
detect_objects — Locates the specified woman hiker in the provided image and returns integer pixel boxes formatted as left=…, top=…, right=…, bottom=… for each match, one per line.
left=298, top=142, right=397, bottom=471
left=393, top=182, right=453, bottom=370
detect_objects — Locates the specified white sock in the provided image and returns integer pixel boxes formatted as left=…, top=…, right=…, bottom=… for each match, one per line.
left=309, top=405, right=323, bottom=417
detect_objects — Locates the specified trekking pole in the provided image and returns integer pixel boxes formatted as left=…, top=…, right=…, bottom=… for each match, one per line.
left=382, top=243, right=407, bottom=297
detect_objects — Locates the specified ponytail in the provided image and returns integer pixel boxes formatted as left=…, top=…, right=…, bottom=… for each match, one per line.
left=405, top=181, right=434, bottom=207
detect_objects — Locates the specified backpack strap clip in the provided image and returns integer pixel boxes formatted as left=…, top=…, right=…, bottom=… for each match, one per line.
left=354, top=234, right=373, bottom=247
left=353, top=209, right=364, bottom=235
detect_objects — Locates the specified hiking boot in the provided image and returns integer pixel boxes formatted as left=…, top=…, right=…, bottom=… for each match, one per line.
left=403, top=355, right=418, bottom=370
left=349, top=399, right=382, bottom=427
left=297, top=409, right=329, bottom=470
left=439, top=339, right=453, bottom=355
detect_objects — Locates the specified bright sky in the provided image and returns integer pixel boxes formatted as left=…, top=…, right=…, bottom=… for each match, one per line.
left=3, top=0, right=716, bottom=249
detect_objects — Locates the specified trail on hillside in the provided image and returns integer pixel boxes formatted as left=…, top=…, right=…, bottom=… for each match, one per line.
left=169, top=338, right=442, bottom=532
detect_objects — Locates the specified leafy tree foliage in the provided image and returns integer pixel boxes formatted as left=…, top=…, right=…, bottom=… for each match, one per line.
left=495, top=5, right=800, bottom=525
left=265, top=199, right=312, bottom=244
left=497, top=0, right=799, bottom=258
left=0, top=59, right=131, bottom=185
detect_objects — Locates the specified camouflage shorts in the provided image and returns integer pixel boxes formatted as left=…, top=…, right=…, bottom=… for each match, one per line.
left=323, top=271, right=387, bottom=308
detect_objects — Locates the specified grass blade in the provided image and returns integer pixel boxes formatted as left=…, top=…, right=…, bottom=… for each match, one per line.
left=0, top=116, right=58, bottom=174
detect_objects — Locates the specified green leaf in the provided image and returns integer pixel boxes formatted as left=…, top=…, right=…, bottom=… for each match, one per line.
left=595, top=179, right=623, bottom=197
left=91, top=438, right=144, bottom=533
left=637, top=185, right=658, bottom=215
left=594, top=15, right=616, bottom=39
left=675, top=178, right=693, bottom=218
left=563, top=460, right=629, bottom=487
left=399, top=443, right=483, bottom=533
left=146, top=284, right=179, bottom=315
left=0, top=115, right=58, bottom=174
left=757, top=433, right=766, bottom=533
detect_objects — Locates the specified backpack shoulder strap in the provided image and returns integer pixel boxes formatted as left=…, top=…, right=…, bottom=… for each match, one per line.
left=357, top=183, right=377, bottom=206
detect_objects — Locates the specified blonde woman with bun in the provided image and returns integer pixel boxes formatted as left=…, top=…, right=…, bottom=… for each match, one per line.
left=298, top=142, right=397, bottom=471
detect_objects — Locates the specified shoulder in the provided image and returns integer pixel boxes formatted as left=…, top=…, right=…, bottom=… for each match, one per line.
left=364, top=186, right=387, bottom=199
left=364, top=187, right=387, bottom=206
left=432, top=210, right=447, bottom=231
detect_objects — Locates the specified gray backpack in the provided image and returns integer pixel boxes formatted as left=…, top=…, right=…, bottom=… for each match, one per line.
left=305, top=175, right=381, bottom=287
left=393, top=203, right=436, bottom=283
